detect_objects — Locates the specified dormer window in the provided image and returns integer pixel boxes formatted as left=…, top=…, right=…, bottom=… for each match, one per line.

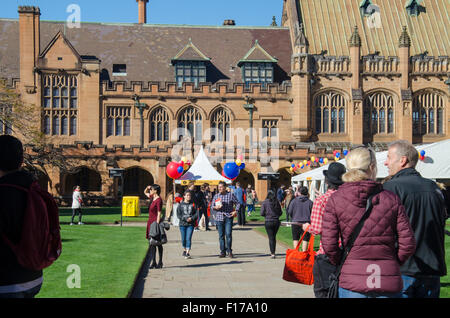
left=238, top=40, right=278, bottom=88
left=241, top=63, right=274, bottom=88
left=112, top=64, right=127, bottom=76
left=171, top=39, right=210, bottom=88
left=174, top=61, right=207, bottom=88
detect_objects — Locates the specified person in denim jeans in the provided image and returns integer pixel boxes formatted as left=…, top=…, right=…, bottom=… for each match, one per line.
left=177, top=191, right=198, bottom=259
left=211, top=182, right=240, bottom=258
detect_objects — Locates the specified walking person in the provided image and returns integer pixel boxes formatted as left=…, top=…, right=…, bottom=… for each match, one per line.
left=211, top=181, right=241, bottom=258
left=287, top=186, right=312, bottom=251
left=177, top=191, right=198, bottom=259
left=284, top=187, right=295, bottom=222
left=165, top=191, right=174, bottom=224
left=322, top=147, right=416, bottom=298
left=70, top=185, right=84, bottom=226
left=232, top=182, right=246, bottom=228
left=246, top=186, right=257, bottom=217
left=301, top=162, right=347, bottom=298
left=383, top=140, right=447, bottom=298
left=0, top=136, right=44, bottom=298
left=145, top=184, right=164, bottom=269
left=260, top=190, right=283, bottom=259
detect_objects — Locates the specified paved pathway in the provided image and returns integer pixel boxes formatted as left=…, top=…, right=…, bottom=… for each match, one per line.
left=131, top=223, right=314, bottom=298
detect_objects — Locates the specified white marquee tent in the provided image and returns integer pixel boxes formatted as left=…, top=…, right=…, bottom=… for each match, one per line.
left=175, top=147, right=232, bottom=186
left=292, top=139, right=450, bottom=200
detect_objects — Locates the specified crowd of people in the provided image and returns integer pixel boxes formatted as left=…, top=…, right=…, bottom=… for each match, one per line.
left=145, top=140, right=449, bottom=299
left=0, top=134, right=448, bottom=299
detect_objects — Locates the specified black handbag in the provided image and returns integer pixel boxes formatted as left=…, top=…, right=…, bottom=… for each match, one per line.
left=327, top=192, right=378, bottom=298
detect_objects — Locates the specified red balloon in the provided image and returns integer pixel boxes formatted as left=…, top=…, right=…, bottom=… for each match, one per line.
left=167, top=162, right=183, bottom=179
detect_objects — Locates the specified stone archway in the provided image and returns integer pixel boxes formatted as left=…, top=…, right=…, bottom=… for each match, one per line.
left=234, top=169, right=255, bottom=190
left=272, top=167, right=292, bottom=191
left=123, top=167, right=154, bottom=199
left=63, top=167, right=102, bottom=195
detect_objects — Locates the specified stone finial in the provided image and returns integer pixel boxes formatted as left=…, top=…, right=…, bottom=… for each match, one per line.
left=349, top=26, right=361, bottom=47
left=399, top=26, right=411, bottom=48
left=271, top=16, right=278, bottom=27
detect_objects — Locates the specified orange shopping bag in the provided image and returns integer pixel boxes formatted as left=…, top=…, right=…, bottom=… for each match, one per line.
left=282, top=226, right=316, bottom=285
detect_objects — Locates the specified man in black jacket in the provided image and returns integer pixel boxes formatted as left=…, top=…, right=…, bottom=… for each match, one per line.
left=383, top=140, right=447, bottom=298
left=0, top=136, right=43, bottom=298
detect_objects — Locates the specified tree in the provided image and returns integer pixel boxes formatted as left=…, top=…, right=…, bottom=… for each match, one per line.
left=0, top=79, right=81, bottom=181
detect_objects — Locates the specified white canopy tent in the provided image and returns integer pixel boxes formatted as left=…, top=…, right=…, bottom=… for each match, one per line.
left=175, top=147, right=232, bottom=186
left=292, top=139, right=450, bottom=200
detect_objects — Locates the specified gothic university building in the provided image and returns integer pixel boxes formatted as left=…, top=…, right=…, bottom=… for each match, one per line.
left=0, top=0, right=448, bottom=204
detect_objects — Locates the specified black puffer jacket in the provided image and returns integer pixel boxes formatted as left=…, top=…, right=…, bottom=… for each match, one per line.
left=176, top=202, right=198, bottom=227
left=0, top=171, right=43, bottom=286
left=383, top=168, right=447, bottom=277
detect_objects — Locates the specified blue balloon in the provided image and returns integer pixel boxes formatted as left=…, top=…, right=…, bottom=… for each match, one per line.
left=224, top=162, right=240, bottom=180
left=343, top=150, right=348, bottom=156
left=420, top=150, right=426, bottom=156
left=336, top=152, right=341, bottom=158
left=177, top=166, right=184, bottom=174
left=239, top=163, right=246, bottom=170
left=319, top=158, right=324, bottom=164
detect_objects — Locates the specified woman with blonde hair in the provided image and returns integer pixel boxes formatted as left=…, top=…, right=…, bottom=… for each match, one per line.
left=322, top=147, right=416, bottom=298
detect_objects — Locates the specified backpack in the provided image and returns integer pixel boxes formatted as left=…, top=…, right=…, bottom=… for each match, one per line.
left=0, top=181, right=62, bottom=271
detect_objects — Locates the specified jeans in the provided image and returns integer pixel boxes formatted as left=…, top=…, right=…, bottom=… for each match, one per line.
left=0, top=284, right=42, bottom=299
left=265, top=220, right=280, bottom=255
left=247, top=204, right=255, bottom=214
left=338, top=287, right=402, bottom=298
left=401, top=275, right=441, bottom=298
left=216, top=217, right=233, bottom=255
left=71, top=208, right=82, bottom=223
left=180, top=225, right=195, bottom=249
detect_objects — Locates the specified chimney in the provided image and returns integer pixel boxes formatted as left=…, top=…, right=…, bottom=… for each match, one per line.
left=18, top=6, right=41, bottom=94
left=223, top=20, right=236, bottom=26
left=137, top=0, right=149, bottom=24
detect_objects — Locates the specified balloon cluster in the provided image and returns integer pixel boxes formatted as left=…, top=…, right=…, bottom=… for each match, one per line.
left=166, top=156, right=191, bottom=180
left=289, top=150, right=349, bottom=174
left=418, top=150, right=426, bottom=161
left=222, top=155, right=245, bottom=181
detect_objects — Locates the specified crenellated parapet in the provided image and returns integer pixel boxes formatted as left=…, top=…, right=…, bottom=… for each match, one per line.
left=362, top=55, right=400, bottom=76
left=411, top=55, right=449, bottom=76
left=100, top=81, right=292, bottom=100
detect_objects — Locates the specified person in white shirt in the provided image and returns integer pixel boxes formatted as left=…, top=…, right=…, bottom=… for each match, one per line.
left=71, top=186, right=84, bottom=225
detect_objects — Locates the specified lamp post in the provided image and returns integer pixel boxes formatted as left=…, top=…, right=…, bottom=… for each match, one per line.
left=133, top=94, right=148, bottom=149
left=243, top=97, right=255, bottom=149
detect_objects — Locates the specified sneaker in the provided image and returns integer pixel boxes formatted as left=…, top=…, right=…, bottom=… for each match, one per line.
left=70, top=223, right=74, bottom=226
left=271, top=255, right=276, bottom=259
left=185, top=253, right=191, bottom=260
left=219, top=253, right=226, bottom=258
left=228, top=253, right=234, bottom=259
left=194, top=228, right=200, bottom=232
left=78, top=222, right=84, bottom=225
left=182, top=251, right=187, bottom=257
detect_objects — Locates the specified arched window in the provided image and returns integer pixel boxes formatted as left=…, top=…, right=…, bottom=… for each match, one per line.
left=315, top=91, right=346, bottom=134
left=150, top=107, right=170, bottom=142
left=364, top=92, right=395, bottom=135
left=178, top=106, right=202, bottom=142
left=210, top=107, right=231, bottom=142
left=413, top=92, right=445, bottom=136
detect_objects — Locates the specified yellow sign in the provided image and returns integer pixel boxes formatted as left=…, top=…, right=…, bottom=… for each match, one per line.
left=180, top=180, right=224, bottom=186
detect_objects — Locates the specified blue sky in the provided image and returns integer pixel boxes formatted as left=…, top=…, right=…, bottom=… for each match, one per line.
left=3, top=0, right=283, bottom=26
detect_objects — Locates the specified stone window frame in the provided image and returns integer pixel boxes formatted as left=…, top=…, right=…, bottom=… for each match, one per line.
left=363, top=91, right=395, bottom=136
left=262, top=119, right=279, bottom=139
left=413, top=90, right=445, bottom=136
left=177, top=106, right=203, bottom=142
left=210, top=107, right=231, bottom=142
left=314, top=91, right=347, bottom=135
left=106, top=106, right=132, bottom=137
left=42, top=74, right=78, bottom=136
left=149, top=106, right=170, bottom=142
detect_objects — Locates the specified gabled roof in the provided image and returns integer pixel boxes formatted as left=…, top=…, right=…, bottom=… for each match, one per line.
left=237, top=40, right=278, bottom=67
left=296, top=0, right=449, bottom=57
left=171, top=38, right=211, bottom=64
left=39, top=30, right=81, bottom=61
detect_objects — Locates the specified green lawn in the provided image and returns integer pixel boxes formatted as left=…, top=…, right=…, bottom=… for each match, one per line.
left=59, top=207, right=152, bottom=224
left=37, top=225, right=148, bottom=298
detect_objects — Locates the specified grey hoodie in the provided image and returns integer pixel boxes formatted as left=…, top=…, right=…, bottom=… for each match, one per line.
left=287, top=195, right=312, bottom=223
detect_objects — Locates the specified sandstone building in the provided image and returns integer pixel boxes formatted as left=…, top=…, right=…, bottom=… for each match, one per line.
left=0, top=0, right=448, bottom=204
